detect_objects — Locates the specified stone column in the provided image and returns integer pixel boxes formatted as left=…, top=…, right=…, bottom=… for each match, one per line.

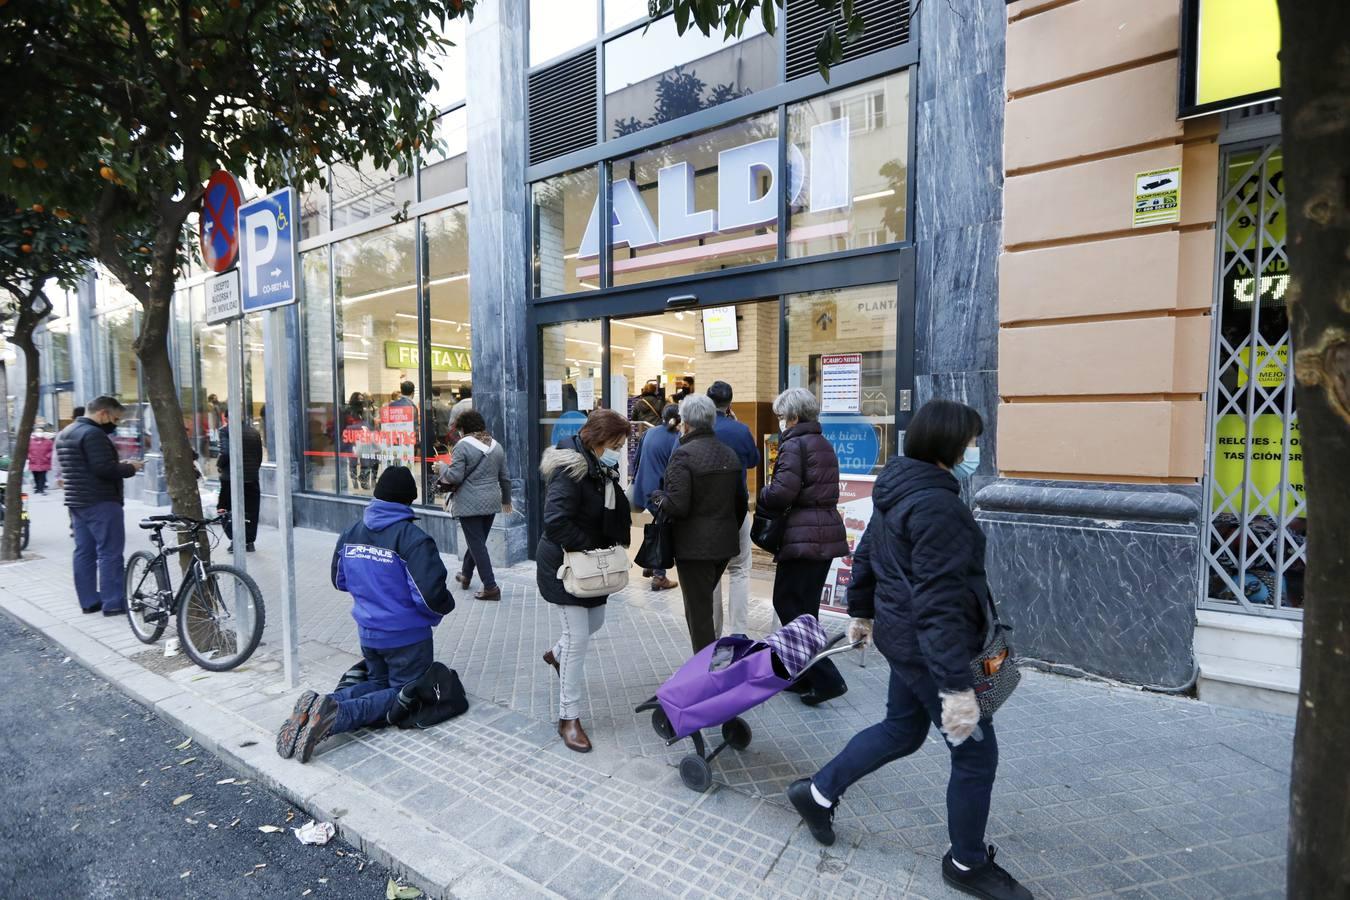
left=466, top=0, right=530, bottom=565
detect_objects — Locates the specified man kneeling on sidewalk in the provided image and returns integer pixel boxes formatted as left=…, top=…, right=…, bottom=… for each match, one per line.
left=276, top=466, right=455, bottom=763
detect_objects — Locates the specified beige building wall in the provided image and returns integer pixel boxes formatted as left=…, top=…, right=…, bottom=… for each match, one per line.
left=998, top=0, right=1220, bottom=482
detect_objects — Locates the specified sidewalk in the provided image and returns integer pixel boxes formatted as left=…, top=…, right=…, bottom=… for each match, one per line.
left=0, top=490, right=1292, bottom=899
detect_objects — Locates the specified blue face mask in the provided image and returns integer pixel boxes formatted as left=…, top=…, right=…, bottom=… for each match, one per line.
left=953, top=446, right=980, bottom=479
left=599, top=447, right=621, bottom=468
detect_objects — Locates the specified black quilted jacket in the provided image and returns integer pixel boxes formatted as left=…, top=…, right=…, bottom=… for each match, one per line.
left=55, top=417, right=137, bottom=508
left=655, top=428, right=748, bottom=561
left=845, top=456, right=989, bottom=693
left=216, top=424, right=264, bottom=483
left=757, top=421, right=848, bottom=561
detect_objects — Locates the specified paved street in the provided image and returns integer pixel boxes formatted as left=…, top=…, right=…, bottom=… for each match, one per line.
left=0, top=489, right=1295, bottom=898
left=0, top=619, right=411, bottom=899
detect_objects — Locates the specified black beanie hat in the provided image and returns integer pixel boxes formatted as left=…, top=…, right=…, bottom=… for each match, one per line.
left=374, top=466, right=418, bottom=505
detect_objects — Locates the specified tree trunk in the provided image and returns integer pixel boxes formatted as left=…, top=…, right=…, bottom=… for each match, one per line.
left=137, top=305, right=204, bottom=522
left=2, top=317, right=41, bottom=561
left=1279, top=1, right=1350, bottom=896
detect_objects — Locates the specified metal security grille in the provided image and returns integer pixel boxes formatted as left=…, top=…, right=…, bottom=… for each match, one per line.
left=1202, top=138, right=1305, bottom=617
left=528, top=49, right=598, bottom=166
left=785, top=0, right=911, bottom=81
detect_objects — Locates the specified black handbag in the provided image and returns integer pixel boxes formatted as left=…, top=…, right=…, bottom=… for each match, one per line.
left=750, top=506, right=786, bottom=553
left=634, top=507, right=675, bottom=570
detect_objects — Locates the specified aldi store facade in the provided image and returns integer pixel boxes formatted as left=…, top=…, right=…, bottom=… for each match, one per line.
left=31, top=0, right=1297, bottom=708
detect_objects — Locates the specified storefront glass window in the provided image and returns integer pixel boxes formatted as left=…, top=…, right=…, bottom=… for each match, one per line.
left=785, top=283, right=897, bottom=477
left=787, top=71, right=910, bottom=257
left=91, top=289, right=147, bottom=460
left=422, top=205, right=471, bottom=485
left=604, top=0, right=649, bottom=31
left=533, top=166, right=599, bottom=297
left=334, top=221, right=422, bottom=500
left=530, top=0, right=596, bottom=65
left=194, top=312, right=229, bottom=471
left=608, top=112, right=778, bottom=286
left=243, top=315, right=268, bottom=463
left=331, top=158, right=415, bottom=229
left=605, top=13, right=776, bottom=139
left=171, top=289, right=197, bottom=455
left=1204, top=140, right=1303, bottom=614
left=539, top=320, right=602, bottom=460
left=301, top=248, right=337, bottom=493
left=300, top=185, right=329, bottom=240
left=421, top=108, right=468, bottom=200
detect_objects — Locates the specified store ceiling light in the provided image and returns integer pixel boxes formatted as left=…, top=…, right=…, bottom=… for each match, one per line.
left=852, top=188, right=896, bottom=203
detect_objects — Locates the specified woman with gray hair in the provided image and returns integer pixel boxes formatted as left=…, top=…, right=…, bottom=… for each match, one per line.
left=758, top=387, right=850, bottom=705
left=649, top=394, right=748, bottom=652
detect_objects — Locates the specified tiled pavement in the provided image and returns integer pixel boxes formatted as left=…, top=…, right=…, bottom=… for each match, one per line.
left=0, top=491, right=1293, bottom=899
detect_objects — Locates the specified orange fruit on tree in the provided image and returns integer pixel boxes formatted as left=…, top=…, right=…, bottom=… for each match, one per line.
left=33, top=158, right=48, bottom=170
left=20, top=244, right=32, bottom=254
left=11, top=157, right=27, bottom=168
left=31, top=204, right=44, bottom=213
left=100, top=165, right=115, bottom=181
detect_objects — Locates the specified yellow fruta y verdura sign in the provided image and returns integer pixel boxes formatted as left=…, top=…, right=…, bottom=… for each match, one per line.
left=1196, top=0, right=1281, bottom=106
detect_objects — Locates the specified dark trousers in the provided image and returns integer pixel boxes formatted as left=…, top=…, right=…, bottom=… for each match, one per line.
left=675, top=558, right=730, bottom=653
left=218, top=480, right=261, bottom=544
left=814, top=662, right=998, bottom=868
left=458, top=514, right=497, bottom=589
left=71, top=501, right=126, bottom=612
left=772, top=558, right=845, bottom=696
left=32, top=471, right=48, bottom=493
left=330, top=638, right=434, bottom=734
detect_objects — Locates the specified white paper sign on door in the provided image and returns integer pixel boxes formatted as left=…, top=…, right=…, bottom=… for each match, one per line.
left=544, top=379, right=563, bottom=412
left=609, top=375, right=628, bottom=412
left=576, top=377, right=595, bottom=410
left=821, top=353, right=862, bottom=413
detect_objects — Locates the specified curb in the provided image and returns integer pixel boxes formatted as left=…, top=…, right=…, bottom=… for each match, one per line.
left=0, top=588, right=562, bottom=900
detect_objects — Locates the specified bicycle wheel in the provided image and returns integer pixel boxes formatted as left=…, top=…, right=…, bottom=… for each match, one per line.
left=125, top=550, right=167, bottom=644
left=20, top=519, right=29, bottom=550
left=176, top=563, right=266, bottom=671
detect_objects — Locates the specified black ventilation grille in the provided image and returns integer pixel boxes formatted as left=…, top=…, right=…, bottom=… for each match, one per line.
left=528, top=49, right=598, bottom=166
left=785, top=0, right=911, bottom=81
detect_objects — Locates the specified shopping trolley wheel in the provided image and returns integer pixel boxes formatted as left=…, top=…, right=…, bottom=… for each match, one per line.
left=721, top=717, right=752, bottom=751
left=679, top=754, right=713, bottom=793
left=651, top=705, right=676, bottom=741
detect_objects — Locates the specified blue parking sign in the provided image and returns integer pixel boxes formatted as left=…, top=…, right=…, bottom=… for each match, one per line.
left=238, top=186, right=298, bottom=313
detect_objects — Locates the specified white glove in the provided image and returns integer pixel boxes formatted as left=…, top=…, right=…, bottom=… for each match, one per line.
left=940, top=689, right=980, bottom=746
left=847, top=617, right=873, bottom=647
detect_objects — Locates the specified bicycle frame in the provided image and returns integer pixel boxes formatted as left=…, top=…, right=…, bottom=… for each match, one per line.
left=133, top=526, right=212, bottom=614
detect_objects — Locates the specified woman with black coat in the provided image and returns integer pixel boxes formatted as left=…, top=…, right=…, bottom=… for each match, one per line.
left=757, top=387, right=850, bottom=706
left=536, top=409, right=632, bottom=754
left=785, top=400, right=1032, bottom=900
left=650, top=395, right=747, bottom=653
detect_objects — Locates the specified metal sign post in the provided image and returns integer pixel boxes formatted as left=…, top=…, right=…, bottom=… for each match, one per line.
left=239, top=185, right=301, bottom=688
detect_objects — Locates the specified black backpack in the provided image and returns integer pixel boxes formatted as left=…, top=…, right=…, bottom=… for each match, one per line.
left=388, top=662, right=469, bottom=729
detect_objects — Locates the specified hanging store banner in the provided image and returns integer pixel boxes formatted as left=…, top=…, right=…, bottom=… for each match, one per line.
left=383, top=341, right=471, bottom=373
left=1179, top=0, right=1281, bottom=119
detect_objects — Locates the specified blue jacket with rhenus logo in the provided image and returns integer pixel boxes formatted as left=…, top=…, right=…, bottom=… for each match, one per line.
left=331, top=500, right=455, bottom=649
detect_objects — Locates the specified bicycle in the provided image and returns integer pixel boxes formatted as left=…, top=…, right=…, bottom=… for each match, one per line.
left=0, top=486, right=31, bottom=551
left=124, top=513, right=265, bottom=671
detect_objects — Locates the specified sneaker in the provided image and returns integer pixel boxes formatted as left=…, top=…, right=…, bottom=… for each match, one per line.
left=942, top=845, right=1033, bottom=900
left=246, top=543, right=256, bottom=552
left=296, top=695, right=339, bottom=763
left=786, top=778, right=836, bottom=846
left=275, top=690, right=319, bottom=759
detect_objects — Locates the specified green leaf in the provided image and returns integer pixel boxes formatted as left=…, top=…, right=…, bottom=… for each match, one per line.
left=761, top=0, right=776, bottom=34
left=674, top=0, right=690, bottom=33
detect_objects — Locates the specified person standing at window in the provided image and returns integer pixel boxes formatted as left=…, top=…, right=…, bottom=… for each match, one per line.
left=216, top=416, right=264, bottom=552
left=630, top=403, right=681, bottom=592
left=758, top=387, right=849, bottom=706
left=706, top=381, right=759, bottom=637
left=437, top=409, right=512, bottom=602
left=536, top=409, right=632, bottom=754
left=786, top=400, right=1031, bottom=900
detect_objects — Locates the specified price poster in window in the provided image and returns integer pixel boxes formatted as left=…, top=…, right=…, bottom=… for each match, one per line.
left=576, top=377, right=595, bottom=410
left=820, top=353, right=862, bottom=413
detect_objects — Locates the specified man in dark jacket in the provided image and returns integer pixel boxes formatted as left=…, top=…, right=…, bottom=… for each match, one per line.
left=276, top=467, right=454, bottom=763
left=652, top=395, right=748, bottom=652
left=56, top=396, right=143, bottom=615
left=706, top=381, right=759, bottom=637
left=216, top=418, right=264, bottom=551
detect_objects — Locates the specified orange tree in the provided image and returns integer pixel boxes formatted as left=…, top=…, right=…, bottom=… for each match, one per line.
left=655, top=0, right=1350, bottom=892
left=0, top=0, right=474, bottom=521
left=0, top=202, right=91, bottom=560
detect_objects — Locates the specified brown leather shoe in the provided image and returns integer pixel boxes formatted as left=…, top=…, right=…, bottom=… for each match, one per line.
left=542, top=650, right=560, bottom=675
left=454, top=573, right=471, bottom=589
left=558, top=718, right=592, bottom=753
left=475, top=586, right=501, bottom=601
left=650, top=575, right=678, bottom=592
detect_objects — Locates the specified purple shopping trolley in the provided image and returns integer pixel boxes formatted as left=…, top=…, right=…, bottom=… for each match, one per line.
left=635, top=621, right=859, bottom=792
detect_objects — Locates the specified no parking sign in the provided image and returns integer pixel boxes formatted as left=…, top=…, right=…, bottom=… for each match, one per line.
left=199, top=170, right=243, bottom=273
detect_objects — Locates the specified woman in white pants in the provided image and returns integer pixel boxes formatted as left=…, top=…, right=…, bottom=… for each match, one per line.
left=535, top=409, right=632, bottom=753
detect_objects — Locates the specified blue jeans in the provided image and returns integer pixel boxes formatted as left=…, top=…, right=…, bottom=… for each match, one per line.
left=71, top=502, right=126, bottom=612
left=330, top=638, right=434, bottom=734
left=813, top=662, right=999, bottom=868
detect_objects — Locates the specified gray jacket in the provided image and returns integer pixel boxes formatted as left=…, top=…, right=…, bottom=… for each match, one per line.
left=438, top=436, right=510, bottom=518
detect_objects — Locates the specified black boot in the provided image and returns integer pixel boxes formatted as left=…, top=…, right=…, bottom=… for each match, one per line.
left=385, top=683, right=418, bottom=726
left=786, top=778, right=836, bottom=846
left=942, top=845, right=1033, bottom=900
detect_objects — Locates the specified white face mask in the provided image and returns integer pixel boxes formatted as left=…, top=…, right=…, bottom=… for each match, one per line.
left=778, top=418, right=789, bottom=433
